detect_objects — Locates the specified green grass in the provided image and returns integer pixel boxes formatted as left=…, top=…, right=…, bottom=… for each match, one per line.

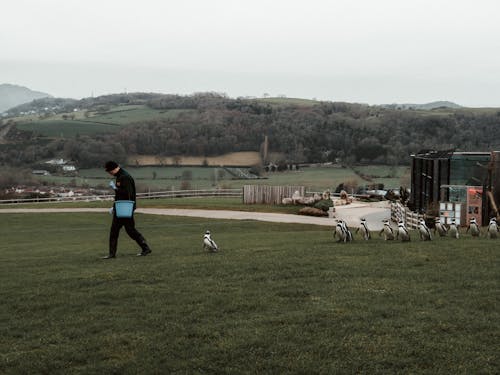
left=353, top=165, right=411, bottom=189
left=39, top=166, right=407, bottom=192
left=0, top=197, right=300, bottom=214
left=16, top=120, right=122, bottom=137
left=86, top=107, right=193, bottom=125
left=0, top=213, right=498, bottom=374
left=255, top=97, right=321, bottom=106
left=16, top=106, right=193, bottom=138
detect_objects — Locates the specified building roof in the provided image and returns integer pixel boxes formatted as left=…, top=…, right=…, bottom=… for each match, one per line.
left=411, top=149, right=455, bottom=159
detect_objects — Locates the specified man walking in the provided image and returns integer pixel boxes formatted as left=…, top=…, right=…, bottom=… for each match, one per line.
left=103, top=161, right=152, bottom=259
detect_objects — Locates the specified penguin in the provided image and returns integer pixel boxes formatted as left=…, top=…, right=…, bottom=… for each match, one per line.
left=466, top=217, right=481, bottom=238
left=396, top=220, right=411, bottom=242
left=334, top=219, right=352, bottom=243
left=342, top=219, right=353, bottom=242
left=448, top=219, right=460, bottom=239
left=487, top=217, right=499, bottom=239
left=333, top=219, right=347, bottom=242
left=379, top=219, right=395, bottom=241
left=203, top=230, right=218, bottom=252
left=434, top=217, right=448, bottom=237
left=356, top=218, right=371, bottom=240
left=418, top=219, right=432, bottom=241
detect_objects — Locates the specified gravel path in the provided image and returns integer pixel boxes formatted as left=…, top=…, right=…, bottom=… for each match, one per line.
left=0, top=202, right=390, bottom=230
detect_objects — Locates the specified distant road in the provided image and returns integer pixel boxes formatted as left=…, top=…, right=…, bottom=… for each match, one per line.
left=0, top=202, right=390, bottom=230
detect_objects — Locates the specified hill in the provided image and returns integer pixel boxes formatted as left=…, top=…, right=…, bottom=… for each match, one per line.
left=380, top=101, right=462, bottom=110
left=0, top=83, right=52, bottom=113
left=1, top=92, right=500, bottom=170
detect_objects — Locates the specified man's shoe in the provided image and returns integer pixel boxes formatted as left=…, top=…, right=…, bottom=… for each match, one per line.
left=137, top=249, right=152, bottom=257
left=102, top=255, right=115, bottom=259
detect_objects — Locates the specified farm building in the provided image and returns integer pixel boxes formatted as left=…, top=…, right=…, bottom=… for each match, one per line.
left=409, top=150, right=500, bottom=226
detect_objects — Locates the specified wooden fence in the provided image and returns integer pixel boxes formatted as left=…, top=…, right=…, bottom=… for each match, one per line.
left=391, top=202, right=423, bottom=229
left=0, top=189, right=241, bottom=205
left=243, top=185, right=305, bottom=205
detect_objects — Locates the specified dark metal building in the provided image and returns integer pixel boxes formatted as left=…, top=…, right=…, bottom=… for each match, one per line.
left=410, top=150, right=500, bottom=223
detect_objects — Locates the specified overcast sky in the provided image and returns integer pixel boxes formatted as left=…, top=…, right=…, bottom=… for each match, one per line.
left=2, top=0, right=500, bottom=106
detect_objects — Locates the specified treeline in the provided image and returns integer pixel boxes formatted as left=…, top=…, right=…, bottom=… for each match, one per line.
left=118, top=96, right=500, bottom=165
left=2, top=93, right=500, bottom=168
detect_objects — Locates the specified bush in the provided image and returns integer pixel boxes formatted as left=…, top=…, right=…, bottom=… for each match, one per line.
left=298, top=207, right=328, bottom=217
left=314, top=199, right=333, bottom=212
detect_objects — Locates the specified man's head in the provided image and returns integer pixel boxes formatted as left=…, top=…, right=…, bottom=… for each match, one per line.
left=104, top=161, right=120, bottom=175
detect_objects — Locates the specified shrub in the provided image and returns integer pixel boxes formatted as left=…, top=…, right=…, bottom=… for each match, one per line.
left=298, top=207, right=328, bottom=217
left=314, top=199, right=333, bottom=212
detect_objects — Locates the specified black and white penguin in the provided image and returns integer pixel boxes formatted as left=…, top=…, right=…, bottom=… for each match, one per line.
left=466, top=217, right=481, bottom=238
left=434, top=217, right=448, bottom=237
left=203, top=230, right=218, bottom=252
left=396, top=220, right=411, bottom=242
left=487, top=217, right=499, bottom=239
left=342, top=220, right=353, bottom=242
left=334, top=220, right=346, bottom=242
left=334, top=219, right=352, bottom=243
left=356, top=218, right=371, bottom=240
left=448, top=219, right=460, bottom=239
left=379, top=219, right=395, bottom=241
left=418, top=219, right=432, bottom=241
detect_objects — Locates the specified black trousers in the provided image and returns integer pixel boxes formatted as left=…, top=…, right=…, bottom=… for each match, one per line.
left=109, top=215, right=149, bottom=256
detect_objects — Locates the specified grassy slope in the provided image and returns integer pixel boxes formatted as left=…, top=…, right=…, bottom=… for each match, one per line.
left=0, top=213, right=498, bottom=374
left=255, top=97, right=321, bottom=106
left=15, top=106, right=193, bottom=137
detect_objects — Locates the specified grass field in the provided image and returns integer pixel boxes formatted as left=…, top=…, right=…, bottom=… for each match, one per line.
left=255, top=97, right=320, bottom=106
left=16, top=119, right=122, bottom=137
left=0, top=197, right=301, bottom=214
left=1, top=213, right=498, bottom=374
left=37, top=165, right=410, bottom=192
left=16, top=106, right=193, bottom=137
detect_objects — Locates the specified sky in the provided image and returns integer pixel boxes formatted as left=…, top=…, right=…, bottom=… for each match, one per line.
left=2, top=0, right=500, bottom=107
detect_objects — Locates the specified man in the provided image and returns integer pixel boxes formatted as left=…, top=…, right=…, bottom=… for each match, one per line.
left=103, top=160, right=152, bottom=259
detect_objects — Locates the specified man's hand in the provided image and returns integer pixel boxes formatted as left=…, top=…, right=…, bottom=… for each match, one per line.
left=109, top=207, right=114, bottom=215
left=109, top=180, right=117, bottom=190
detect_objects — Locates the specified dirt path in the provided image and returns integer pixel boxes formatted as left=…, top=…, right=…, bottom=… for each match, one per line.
left=0, top=202, right=390, bottom=230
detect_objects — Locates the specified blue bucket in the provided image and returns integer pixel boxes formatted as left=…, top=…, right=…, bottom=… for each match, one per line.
left=114, top=200, right=134, bottom=218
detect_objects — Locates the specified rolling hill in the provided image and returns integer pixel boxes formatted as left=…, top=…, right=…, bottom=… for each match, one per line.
left=0, top=83, right=52, bottom=113
left=2, top=91, right=500, bottom=170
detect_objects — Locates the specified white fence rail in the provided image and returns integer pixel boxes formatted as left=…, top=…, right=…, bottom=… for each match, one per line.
left=0, top=189, right=242, bottom=205
left=391, top=202, right=423, bottom=229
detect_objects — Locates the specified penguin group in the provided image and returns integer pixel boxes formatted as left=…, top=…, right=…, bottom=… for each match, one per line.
left=331, top=216, right=500, bottom=242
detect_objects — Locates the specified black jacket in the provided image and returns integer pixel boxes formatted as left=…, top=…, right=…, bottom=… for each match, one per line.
left=114, top=168, right=136, bottom=202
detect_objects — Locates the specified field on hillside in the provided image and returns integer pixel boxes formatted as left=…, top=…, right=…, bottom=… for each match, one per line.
left=16, top=106, right=193, bottom=137
left=16, top=119, right=122, bottom=137
left=37, top=165, right=410, bottom=192
left=128, top=151, right=262, bottom=167
left=256, top=97, right=320, bottom=106
left=1, top=213, right=498, bottom=374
